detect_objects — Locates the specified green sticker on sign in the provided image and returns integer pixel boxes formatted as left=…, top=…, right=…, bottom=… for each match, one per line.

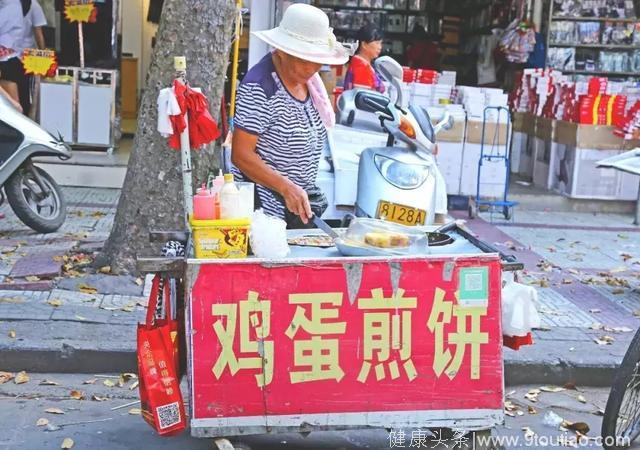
left=458, top=267, right=489, bottom=306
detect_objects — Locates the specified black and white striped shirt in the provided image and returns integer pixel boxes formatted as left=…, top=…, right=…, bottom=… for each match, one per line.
left=232, top=53, right=327, bottom=219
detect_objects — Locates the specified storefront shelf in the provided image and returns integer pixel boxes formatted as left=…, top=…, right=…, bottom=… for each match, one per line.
left=551, top=16, right=638, bottom=22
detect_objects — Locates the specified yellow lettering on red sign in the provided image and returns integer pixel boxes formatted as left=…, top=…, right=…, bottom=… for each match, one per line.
left=286, top=293, right=346, bottom=383
left=357, top=288, right=418, bottom=383
left=211, top=291, right=273, bottom=387
left=426, top=288, right=488, bottom=380
left=64, top=1, right=95, bottom=23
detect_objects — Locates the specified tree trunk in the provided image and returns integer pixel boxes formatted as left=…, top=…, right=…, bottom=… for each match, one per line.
left=98, top=0, right=237, bottom=273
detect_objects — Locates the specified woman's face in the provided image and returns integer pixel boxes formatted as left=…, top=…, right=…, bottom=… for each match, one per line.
left=276, top=50, right=323, bottom=84
left=361, top=40, right=383, bottom=59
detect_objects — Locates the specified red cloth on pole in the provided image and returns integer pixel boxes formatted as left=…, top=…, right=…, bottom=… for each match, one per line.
left=168, top=80, right=221, bottom=150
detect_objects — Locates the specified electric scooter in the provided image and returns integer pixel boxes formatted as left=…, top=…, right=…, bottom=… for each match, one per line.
left=336, top=56, right=452, bottom=227
left=0, top=94, right=70, bottom=233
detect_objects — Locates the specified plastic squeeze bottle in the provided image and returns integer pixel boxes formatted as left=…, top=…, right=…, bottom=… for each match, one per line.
left=212, top=170, right=225, bottom=219
left=220, top=174, right=241, bottom=219
left=193, top=184, right=215, bottom=220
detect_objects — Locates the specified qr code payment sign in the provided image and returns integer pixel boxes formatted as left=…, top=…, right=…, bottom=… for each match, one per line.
left=157, top=401, right=181, bottom=429
left=458, top=267, right=489, bottom=307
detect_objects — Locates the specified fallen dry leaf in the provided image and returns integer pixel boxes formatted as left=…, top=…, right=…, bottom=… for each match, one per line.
left=578, top=394, right=587, bottom=403
left=621, top=253, right=633, bottom=262
left=595, top=335, right=615, bottom=345
left=634, top=310, right=640, bottom=318
left=39, top=380, right=59, bottom=386
left=612, top=288, right=625, bottom=295
left=0, top=371, right=14, bottom=384
left=78, top=284, right=98, bottom=295
left=121, top=304, right=135, bottom=313
left=69, top=390, right=85, bottom=400
left=36, top=418, right=49, bottom=426
left=528, top=406, right=538, bottom=414
left=589, top=309, right=602, bottom=314
left=8, top=329, right=15, bottom=338
left=83, top=378, right=97, bottom=385
left=103, top=379, right=116, bottom=388
left=121, top=373, right=137, bottom=381
left=129, top=380, right=139, bottom=390
left=81, top=298, right=96, bottom=303
left=540, top=386, right=565, bottom=393
left=504, top=400, right=518, bottom=412
left=563, top=382, right=578, bottom=390
left=98, top=266, right=111, bottom=274
left=606, top=326, right=633, bottom=333
left=561, top=278, right=573, bottom=284
left=91, top=211, right=106, bottom=218
left=590, top=323, right=604, bottom=331
left=47, top=299, right=63, bottom=307
left=135, top=278, right=143, bottom=286
left=505, top=410, right=516, bottom=417
left=128, top=408, right=141, bottom=415
left=91, top=394, right=108, bottom=402
left=517, top=410, right=524, bottom=416
left=14, top=371, right=29, bottom=384
left=25, top=276, right=40, bottom=282
left=564, top=421, right=590, bottom=434
left=522, top=427, right=536, bottom=439
left=74, top=315, right=87, bottom=321
left=539, top=279, right=550, bottom=288
left=61, top=437, right=74, bottom=449
left=45, top=408, right=65, bottom=415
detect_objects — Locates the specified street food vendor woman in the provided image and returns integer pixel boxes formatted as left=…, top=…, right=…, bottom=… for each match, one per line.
left=231, top=4, right=349, bottom=229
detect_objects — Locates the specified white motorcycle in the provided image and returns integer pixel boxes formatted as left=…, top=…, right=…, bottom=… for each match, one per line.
left=336, top=56, right=451, bottom=227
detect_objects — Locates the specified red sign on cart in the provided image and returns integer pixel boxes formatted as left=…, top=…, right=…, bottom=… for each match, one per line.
left=189, top=256, right=503, bottom=432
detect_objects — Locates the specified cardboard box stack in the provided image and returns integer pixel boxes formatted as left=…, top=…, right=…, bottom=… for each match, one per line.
left=509, top=68, right=640, bottom=200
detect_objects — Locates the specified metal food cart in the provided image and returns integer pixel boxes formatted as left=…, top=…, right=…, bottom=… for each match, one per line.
left=138, top=223, right=520, bottom=450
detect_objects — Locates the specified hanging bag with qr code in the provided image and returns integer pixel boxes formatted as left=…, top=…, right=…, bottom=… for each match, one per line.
left=137, top=274, right=186, bottom=436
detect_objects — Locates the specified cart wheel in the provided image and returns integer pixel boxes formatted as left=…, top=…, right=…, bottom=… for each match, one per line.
left=471, top=430, right=504, bottom=450
left=503, top=206, right=512, bottom=220
left=468, top=205, right=477, bottom=219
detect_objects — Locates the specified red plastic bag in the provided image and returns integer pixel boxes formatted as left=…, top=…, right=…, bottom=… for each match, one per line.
left=137, top=275, right=186, bottom=436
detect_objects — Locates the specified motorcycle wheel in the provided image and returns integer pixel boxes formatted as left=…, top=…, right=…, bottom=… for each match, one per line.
left=5, top=164, right=67, bottom=233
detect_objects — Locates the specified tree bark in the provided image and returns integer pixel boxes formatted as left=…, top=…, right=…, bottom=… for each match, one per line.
left=98, top=0, right=237, bottom=273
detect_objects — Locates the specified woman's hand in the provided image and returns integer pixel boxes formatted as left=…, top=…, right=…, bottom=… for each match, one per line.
left=281, top=181, right=312, bottom=224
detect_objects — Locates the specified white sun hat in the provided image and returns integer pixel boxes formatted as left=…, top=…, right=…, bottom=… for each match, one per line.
left=252, top=3, right=350, bottom=66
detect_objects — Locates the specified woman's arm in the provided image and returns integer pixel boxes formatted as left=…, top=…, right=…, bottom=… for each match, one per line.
left=232, top=128, right=312, bottom=223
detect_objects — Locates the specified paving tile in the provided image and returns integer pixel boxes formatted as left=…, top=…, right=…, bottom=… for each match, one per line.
left=0, top=290, right=50, bottom=302
left=108, top=310, right=144, bottom=325
left=536, top=287, right=596, bottom=328
left=10, top=250, right=64, bottom=278
left=50, top=304, right=115, bottom=324
left=99, top=294, right=146, bottom=311
left=0, top=302, right=52, bottom=320
left=48, top=288, right=103, bottom=306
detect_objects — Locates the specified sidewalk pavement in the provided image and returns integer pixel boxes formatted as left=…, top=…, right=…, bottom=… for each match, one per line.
left=0, top=187, right=638, bottom=386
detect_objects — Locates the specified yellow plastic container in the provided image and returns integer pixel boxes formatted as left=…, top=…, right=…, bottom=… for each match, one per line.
left=189, top=217, right=250, bottom=259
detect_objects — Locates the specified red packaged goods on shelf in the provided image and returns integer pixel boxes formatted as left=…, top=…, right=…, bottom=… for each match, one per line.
left=588, top=77, right=608, bottom=96
left=415, top=69, right=438, bottom=84
left=402, top=66, right=415, bottom=82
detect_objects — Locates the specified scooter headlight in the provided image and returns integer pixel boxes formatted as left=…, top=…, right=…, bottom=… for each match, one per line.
left=374, top=154, right=430, bottom=189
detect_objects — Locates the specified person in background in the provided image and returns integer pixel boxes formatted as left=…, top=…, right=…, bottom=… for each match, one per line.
left=0, top=0, right=25, bottom=107
left=405, top=24, right=439, bottom=70
left=343, top=24, right=385, bottom=93
left=17, top=0, right=46, bottom=115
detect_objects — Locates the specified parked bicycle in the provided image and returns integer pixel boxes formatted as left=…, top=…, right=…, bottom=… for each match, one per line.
left=602, top=328, right=640, bottom=449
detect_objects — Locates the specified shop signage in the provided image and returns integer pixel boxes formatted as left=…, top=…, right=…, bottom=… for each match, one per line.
left=189, top=256, right=503, bottom=423
left=21, top=49, right=57, bottom=77
left=64, top=0, right=96, bottom=23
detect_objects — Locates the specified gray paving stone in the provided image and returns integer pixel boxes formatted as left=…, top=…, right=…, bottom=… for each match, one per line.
left=533, top=327, right=589, bottom=341
left=108, top=310, right=144, bottom=325
left=99, top=294, right=146, bottom=311
left=50, top=304, right=115, bottom=324
left=0, top=290, right=51, bottom=302
left=0, top=280, right=54, bottom=291
left=536, top=288, right=596, bottom=327
left=57, top=274, right=143, bottom=296
left=0, top=302, right=52, bottom=320
left=48, top=288, right=103, bottom=306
